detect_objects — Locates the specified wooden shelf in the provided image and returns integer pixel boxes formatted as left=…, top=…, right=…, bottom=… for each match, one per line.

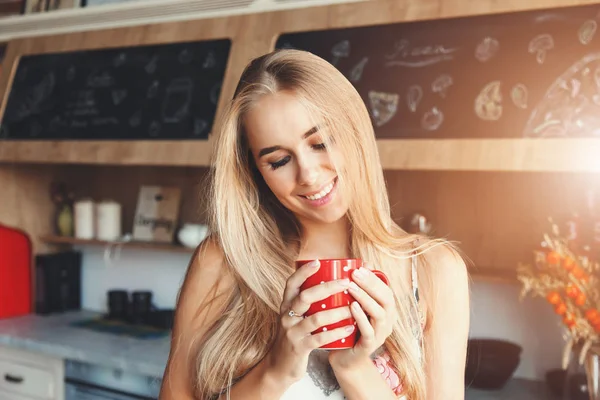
left=3, top=138, right=600, bottom=171
left=42, top=234, right=520, bottom=283
left=376, top=138, right=600, bottom=172
left=38, top=236, right=526, bottom=289
left=0, top=139, right=215, bottom=166
left=40, top=235, right=195, bottom=254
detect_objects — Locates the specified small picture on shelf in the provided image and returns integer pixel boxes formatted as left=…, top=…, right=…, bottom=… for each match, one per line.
left=132, top=186, right=181, bottom=243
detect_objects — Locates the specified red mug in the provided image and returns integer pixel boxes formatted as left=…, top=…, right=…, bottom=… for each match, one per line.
left=296, top=258, right=389, bottom=350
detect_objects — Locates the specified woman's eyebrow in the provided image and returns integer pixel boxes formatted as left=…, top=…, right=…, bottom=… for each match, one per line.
left=302, top=126, right=319, bottom=139
left=258, top=145, right=281, bottom=158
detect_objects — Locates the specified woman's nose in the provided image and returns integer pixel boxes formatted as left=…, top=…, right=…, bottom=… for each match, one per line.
left=297, top=158, right=319, bottom=187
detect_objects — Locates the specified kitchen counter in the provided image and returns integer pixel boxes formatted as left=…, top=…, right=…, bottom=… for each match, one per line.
left=0, top=310, right=170, bottom=378
left=466, top=378, right=559, bottom=400
left=0, top=312, right=562, bottom=398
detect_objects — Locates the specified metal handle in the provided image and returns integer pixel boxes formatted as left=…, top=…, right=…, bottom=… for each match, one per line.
left=4, top=373, right=23, bottom=384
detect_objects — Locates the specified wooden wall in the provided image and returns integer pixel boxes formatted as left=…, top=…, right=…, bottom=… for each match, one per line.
left=386, top=171, right=600, bottom=274
left=10, top=163, right=596, bottom=278
left=0, top=164, right=59, bottom=254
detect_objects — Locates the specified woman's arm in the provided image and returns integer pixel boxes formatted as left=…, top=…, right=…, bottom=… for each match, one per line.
left=327, top=265, right=403, bottom=400
left=422, top=245, right=470, bottom=399
left=160, top=238, right=295, bottom=400
left=330, top=244, right=470, bottom=400
left=160, top=238, right=231, bottom=399
left=332, top=358, right=398, bottom=400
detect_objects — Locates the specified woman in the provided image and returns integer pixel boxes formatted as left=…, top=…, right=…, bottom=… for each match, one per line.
left=160, top=49, right=469, bottom=400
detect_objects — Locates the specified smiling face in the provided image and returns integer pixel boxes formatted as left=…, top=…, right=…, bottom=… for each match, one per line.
left=244, top=90, right=349, bottom=227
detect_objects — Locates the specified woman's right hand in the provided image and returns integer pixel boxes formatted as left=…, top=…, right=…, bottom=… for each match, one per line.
left=265, top=259, right=356, bottom=384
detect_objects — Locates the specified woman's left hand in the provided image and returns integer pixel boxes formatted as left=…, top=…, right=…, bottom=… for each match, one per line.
left=328, top=265, right=398, bottom=370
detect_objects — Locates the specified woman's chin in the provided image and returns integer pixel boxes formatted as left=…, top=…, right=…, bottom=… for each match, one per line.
left=298, top=206, right=348, bottom=225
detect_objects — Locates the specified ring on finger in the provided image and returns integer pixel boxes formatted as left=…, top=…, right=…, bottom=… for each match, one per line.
left=288, top=309, right=304, bottom=318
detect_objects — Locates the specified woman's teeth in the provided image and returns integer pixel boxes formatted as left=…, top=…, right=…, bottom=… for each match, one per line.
left=304, top=180, right=335, bottom=200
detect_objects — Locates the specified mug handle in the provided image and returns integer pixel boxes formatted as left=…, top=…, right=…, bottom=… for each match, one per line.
left=372, top=270, right=389, bottom=285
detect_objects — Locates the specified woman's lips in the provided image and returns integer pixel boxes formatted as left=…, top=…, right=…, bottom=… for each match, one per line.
left=299, top=177, right=338, bottom=207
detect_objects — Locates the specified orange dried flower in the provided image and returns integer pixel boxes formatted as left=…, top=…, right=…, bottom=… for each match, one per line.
left=547, top=291, right=562, bottom=305
left=547, top=251, right=561, bottom=265
left=562, top=257, right=576, bottom=271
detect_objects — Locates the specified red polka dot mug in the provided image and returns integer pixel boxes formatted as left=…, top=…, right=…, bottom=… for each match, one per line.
left=296, top=258, right=389, bottom=350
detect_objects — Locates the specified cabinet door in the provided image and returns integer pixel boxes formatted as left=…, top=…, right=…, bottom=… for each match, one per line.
left=0, top=346, right=64, bottom=400
left=0, top=360, right=56, bottom=399
left=0, top=390, right=33, bottom=400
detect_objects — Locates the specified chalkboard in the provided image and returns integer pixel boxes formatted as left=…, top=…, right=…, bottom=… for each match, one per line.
left=276, top=5, right=600, bottom=139
left=0, top=39, right=231, bottom=140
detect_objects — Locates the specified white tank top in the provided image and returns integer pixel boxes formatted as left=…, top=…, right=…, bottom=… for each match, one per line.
left=280, top=350, right=346, bottom=400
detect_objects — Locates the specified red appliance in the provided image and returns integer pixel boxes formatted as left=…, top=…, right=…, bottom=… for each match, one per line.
left=0, top=224, right=32, bottom=318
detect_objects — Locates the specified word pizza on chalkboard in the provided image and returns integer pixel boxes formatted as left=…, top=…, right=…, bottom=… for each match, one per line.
left=276, top=4, right=600, bottom=139
left=0, top=39, right=231, bottom=140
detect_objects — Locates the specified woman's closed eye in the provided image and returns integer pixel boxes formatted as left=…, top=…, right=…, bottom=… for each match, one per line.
left=269, top=155, right=291, bottom=170
left=311, top=135, right=334, bottom=151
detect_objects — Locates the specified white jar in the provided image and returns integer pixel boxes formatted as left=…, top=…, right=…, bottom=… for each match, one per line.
left=96, top=200, right=122, bottom=241
left=74, top=199, right=95, bottom=240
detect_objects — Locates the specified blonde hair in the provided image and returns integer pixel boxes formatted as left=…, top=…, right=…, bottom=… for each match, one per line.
left=193, top=49, right=448, bottom=399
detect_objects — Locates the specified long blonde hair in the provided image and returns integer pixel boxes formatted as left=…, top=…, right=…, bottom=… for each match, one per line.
left=194, top=49, right=447, bottom=399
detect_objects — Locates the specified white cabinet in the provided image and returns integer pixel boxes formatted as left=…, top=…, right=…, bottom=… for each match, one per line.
left=0, top=345, right=64, bottom=400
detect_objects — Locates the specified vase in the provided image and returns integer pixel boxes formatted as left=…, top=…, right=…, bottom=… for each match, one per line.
left=564, top=343, right=600, bottom=400
left=56, top=203, right=74, bottom=237
left=585, top=345, right=599, bottom=400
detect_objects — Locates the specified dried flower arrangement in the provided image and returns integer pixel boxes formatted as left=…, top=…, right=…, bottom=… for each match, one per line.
left=517, top=218, right=600, bottom=368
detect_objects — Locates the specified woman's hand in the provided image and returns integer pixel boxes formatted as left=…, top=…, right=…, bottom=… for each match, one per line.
left=329, top=265, right=398, bottom=370
left=265, top=260, right=356, bottom=385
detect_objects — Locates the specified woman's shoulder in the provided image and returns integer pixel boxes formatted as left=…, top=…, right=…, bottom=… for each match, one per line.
left=406, top=235, right=469, bottom=331
left=179, top=235, right=235, bottom=307
left=193, top=234, right=226, bottom=271
left=402, top=235, right=468, bottom=298
left=407, top=235, right=466, bottom=269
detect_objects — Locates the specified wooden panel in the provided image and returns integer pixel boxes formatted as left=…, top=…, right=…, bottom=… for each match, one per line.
left=0, top=140, right=215, bottom=166
left=377, top=139, right=600, bottom=172
left=0, top=0, right=599, bottom=167
left=0, top=163, right=58, bottom=254
left=385, top=170, right=600, bottom=272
